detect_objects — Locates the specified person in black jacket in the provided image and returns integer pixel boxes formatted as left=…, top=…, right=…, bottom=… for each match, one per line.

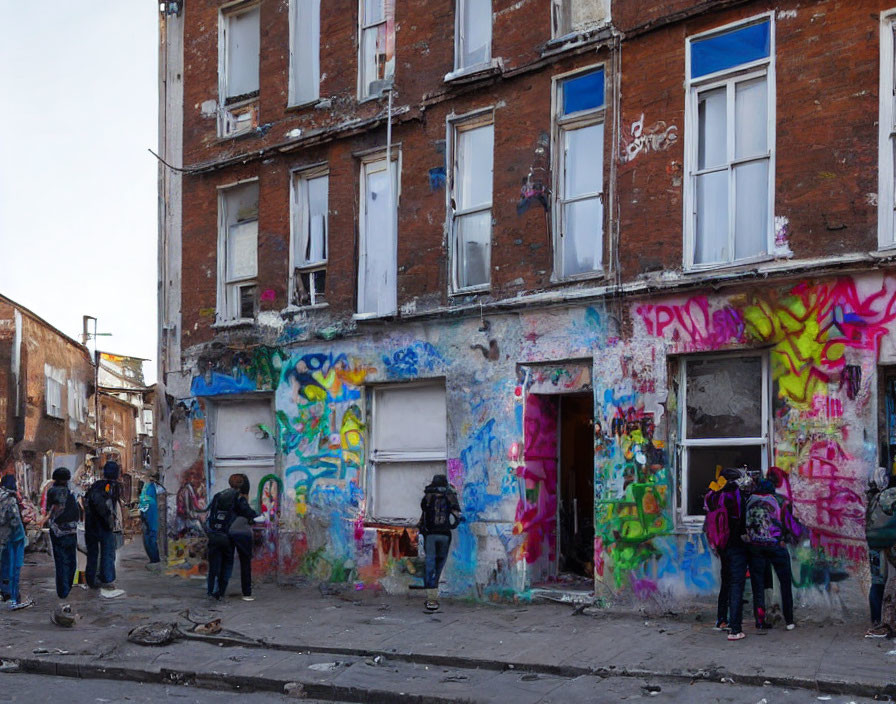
left=206, top=474, right=258, bottom=600
left=418, top=474, right=463, bottom=613
left=84, top=462, right=124, bottom=598
left=38, top=468, right=80, bottom=601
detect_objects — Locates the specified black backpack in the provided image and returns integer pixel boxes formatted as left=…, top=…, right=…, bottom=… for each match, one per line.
left=54, top=488, right=80, bottom=525
left=421, top=490, right=454, bottom=534
left=87, top=481, right=113, bottom=520
left=206, top=490, right=237, bottom=535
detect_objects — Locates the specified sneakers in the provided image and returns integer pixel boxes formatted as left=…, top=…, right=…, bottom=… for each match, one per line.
left=9, top=598, right=33, bottom=611
left=785, top=623, right=795, bottom=631
left=241, top=595, right=255, bottom=602
left=713, top=620, right=729, bottom=631
left=424, top=600, right=440, bottom=612
left=727, top=631, right=746, bottom=641
left=865, top=624, right=891, bottom=638
left=100, top=588, right=125, bottom=599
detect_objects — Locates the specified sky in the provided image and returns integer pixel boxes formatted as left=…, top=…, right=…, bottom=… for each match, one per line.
left=0, top=1, right=159, bottom=383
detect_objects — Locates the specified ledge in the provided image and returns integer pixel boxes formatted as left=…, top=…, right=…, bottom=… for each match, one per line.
left=541, top=24, right=615, bottom=58
left=443, top=59, right=503, bottom=85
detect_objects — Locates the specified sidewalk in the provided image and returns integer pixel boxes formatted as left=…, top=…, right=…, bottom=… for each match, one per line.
left=1, top=541, right=894, bottom=702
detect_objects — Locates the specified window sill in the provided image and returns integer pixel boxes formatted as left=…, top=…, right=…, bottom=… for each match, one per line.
left=449, top=284, right=490, bottom=298
left=683, top=253, right=776, bottom=275
left=281, top=303, right=329, bottom=317
left=359, top=78, right=395, bottom=104
left=444, top=59, right=503, bottom=85
left=549, top=269, right=607, bottom=286
left=542, top=24, right=614, bottom=58
left=211, top=318, right=256, bottom=330
left=353, top=312, right=396, bottom=322
left=285, top=97, right=323, bottom=113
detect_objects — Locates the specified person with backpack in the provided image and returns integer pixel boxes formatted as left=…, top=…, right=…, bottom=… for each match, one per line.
left=743, top=473, right=802, bottom=631
left=38, top=468, right=80, bottom=601
left=0, top=474, right=32, bottom=610
left=865, top=467, right=896, bottom=637
left=224, top=474, right=261, bottom=601
left=703, top=467, right=747, bottom=631
left=205, top=473, right=259, bottom=600
left=417, top=474, right=463, bottom=613
left=84, top=461, right=125, bottom=598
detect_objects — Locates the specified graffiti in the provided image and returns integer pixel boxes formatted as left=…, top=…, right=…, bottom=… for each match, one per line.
left=636, top=297, right=745, bottom=350
left=774, top=215, right=793, bottom=257
left=840, top=364, right=862, bottom=401
left=192, top=346, right=285, bottom=396
left=428, top=166, right=446, bottom=191
left=620, top=114, right=678, bottom=163
left=516, top=132, right=550, bottom=215
left=381, top=342, right=445, bottom=379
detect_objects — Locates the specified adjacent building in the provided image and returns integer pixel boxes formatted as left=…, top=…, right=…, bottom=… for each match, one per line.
left=157, top=0, right=896, bottom=612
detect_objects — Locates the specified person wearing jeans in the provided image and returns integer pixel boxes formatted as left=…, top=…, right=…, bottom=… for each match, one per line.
left=417, top=474, right=463, bottom=612
left=39, top=468, right=80, bottom=601
left=0, top=474, right=32, bottom=610
left=748, top=543, right=795, bottom=628
left=84, top=462, right=124, bottom=598
left=139, top=476, right=162, bottom=567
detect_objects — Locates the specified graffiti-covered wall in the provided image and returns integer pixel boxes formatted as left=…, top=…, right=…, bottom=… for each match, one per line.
left=161, top=271, right=896, bottom=614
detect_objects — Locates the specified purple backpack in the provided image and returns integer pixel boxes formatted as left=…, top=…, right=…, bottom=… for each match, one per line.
left=744, top=493, right=785, bottom=546
left=703, top=488, right=741, bottom=552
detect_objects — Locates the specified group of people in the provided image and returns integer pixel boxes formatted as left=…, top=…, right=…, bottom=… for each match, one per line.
left=704, top=465, right=802, bottom=641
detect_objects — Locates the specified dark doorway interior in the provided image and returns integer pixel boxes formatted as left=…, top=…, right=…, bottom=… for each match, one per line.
left=558, top=393, right=595, bottom=578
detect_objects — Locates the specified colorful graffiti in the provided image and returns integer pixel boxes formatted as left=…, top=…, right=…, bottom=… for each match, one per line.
left=192, top=346, right=285, bottom=396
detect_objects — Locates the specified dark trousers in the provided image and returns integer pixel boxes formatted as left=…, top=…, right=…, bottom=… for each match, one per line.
left=716, top=549, right=731, bottom=624
left=424, top=533, right=451, bottom=589
left=748, top=544, right=795, bottom=626
left=231, top=534, right=253, bottom=596
left=870, top=548, right=887, bottom=625
left=727, top=544, right=750, bottom=634
left=50, top=533, right=78, bottom=599
left=142, top=521, right=160, bottom=564
left=85, top=528, right=117, bottom=587
left=207, top=533, right=233, bottom=597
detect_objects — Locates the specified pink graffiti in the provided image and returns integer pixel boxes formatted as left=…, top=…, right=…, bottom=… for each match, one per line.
left=636, top=297, right=745, bottom=350
left=260, top=288, right=277, bottom=302
left=630, top=574, right=659, bottom=600
left=447, top=458, right=464, bottom=488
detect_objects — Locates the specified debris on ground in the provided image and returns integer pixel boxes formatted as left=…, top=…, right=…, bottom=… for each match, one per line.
left=128, top=622, right=180, bottom=646
left=32, top=647, right=68, bottom=655
left=308, top=661, right=341, bottom=671
left=50, top=604, right=78, bottom=628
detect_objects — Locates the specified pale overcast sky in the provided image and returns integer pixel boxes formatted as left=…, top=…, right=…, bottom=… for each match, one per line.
left=0, top=1, right=159, bottom=382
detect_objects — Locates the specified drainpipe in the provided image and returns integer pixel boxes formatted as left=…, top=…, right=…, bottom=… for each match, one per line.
left=385, top=84, right=395, bottom=316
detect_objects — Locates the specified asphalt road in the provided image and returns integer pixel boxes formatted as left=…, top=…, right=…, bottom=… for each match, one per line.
left=0, top=671, right=882, bottom=703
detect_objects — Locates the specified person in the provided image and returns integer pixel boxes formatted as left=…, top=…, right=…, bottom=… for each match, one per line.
left=744, top=473, right=802, bottom=631
left=139, top=473, right=163, bottom=570
left=226, top=474, right=261, bottom=602
left=717, top=469, right=754, bottom=641
left=84, top=461, right=125, bottom=598
left=38, top=468, right=80, bottom=602
left=703, top=467, right=746, bottom=631
left=0, top=474, right=32, bottom=610
left=865, top=467, right=896, bottom=637
left=417, top=474, right=463, bottom=613
left=205, top=473, right=258, bottom=600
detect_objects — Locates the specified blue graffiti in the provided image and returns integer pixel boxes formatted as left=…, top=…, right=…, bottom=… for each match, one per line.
left=381, top=342, right=445, bottom=379
left=191, top=371, right=257, bottom=396
left=654, top=534, right=716, bottom=594
left=428, top=166, right=446, bottom=191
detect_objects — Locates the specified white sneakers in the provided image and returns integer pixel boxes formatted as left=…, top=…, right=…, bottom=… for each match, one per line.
left=100, top=587, right=125, bottom=599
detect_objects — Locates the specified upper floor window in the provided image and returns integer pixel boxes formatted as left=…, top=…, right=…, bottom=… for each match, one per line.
left=290, top=167, right=329, bottom=307
left=289, top=0, right=321, bottom=106
left=880, top=11, right=896, bottom=249
left=551, top=0, right=609, bottom=39
left=554, top=67, right=605, bottom=278
left=217, top=181, right=259, bottom=322
left=685, top=17, right=774, bottom=269
left=455, top=0, right=491, bottom=72
left=45, top=365, right=64, bottom=419
left=219, top=3, right=260, bottom=137
left=357, top=151, right=399, bottom=317
left=359, top=0, right=395, bottom=99
left=450, top=116, right=493, bottom=292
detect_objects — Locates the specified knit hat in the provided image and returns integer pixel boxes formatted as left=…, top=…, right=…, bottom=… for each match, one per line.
left=52, top=467, right=71, bottom=483
left=103, top=461, right=121, bottom=480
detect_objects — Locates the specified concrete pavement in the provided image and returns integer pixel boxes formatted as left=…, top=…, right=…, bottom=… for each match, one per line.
left=0, top=541, right=893, bottom=702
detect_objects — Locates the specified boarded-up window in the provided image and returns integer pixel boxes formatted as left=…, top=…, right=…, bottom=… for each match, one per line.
left=210, top=399, right=276, bottom=510
left=360, top=0, right=395, bottom=98
left=370, top=383, right=447, bottom=521
left=289, top=0, right=320, bottom=105
left=219, top=181, right=259, bottom=321
left=679, top=354, right=768, bottom=520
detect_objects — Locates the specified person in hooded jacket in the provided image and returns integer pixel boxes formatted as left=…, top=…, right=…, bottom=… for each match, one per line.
left=205, top=474, right=258, bottom=600
left=38, top=468, right=80, bottom=601
left=418, top=474, right=463, bottom=612
left=0, top=474, right=32, bottom=610
left=84, top=461, right=125, bottom=598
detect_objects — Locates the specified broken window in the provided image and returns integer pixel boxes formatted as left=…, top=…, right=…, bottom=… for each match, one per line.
left=45, top=365, right=65, bottom=419
left=290, top=168, right=329, bottom=307
left=218, top=181, right=259, bottom=322
left=686, top=18, right=773, bottom=268
left=358, top=153, right=399, bottom=317
left=679, top=354, right=768, bottom=521
left=879, top=15, right=896, bottom=248
left=455, top=0, right=491, bottom=71
left=555, top=68, right=605, bottom=278
left=450, top=118, right=493, bottom=291
left=219, top=3, right=260, bottom=137
left=359, top=0, right=395, bottom=99
left=289, top=0, right=321, bottom=105
left=551, top=0, right=610, bottom=39
left=369, top=383, right=447, bottom=522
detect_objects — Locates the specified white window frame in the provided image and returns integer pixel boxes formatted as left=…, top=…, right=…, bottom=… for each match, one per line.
left=879, top=9, right=896, bottom=250
left=218, top=1, right=261, bottom=138
left=447, top=110, right=494, bottom=294
left=678, top=352, right=770, bottom=525
left=216, top=178, right=260, bottom=323
left=684, top=14, right=776, bottom=271
left=358, top=0, right=395, bottom=100
left=367, top=382, right=448, bottom=523
left=551, top=0, right=611, bottom=40
left=288, top=0, right=321, bottom=107
left=454, top=0, right=491, bottom=73
left=45, top=365, right=65, bottom=419
left=289, top=165, right=329, bottom=308
left=552, top=64, right=606, bottom=280
left=356, top=149, right=400, bottom=318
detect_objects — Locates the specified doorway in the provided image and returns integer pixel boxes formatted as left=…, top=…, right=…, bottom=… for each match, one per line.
left=558, top=393, right=594, bottom=579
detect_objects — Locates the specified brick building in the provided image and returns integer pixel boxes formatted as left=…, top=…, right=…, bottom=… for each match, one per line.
left=157, top=0, right=896, bottom=611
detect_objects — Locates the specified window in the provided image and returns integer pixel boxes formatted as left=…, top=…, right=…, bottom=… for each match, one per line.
left=359, top=0, right=395, bottom=99
left=679, top=354, right=769, bottom=522
left=67, top=380, right=87, bottom=424
left=219, top=3, right=260, bottom=137
left=685, top=17, right=774, bottom=268
left=369, top=383, right=447, bottom=521
left=209, top=400, right=275, bottom=509
left=455, top=0, right=491, bottom=72
left=289, top=0, right=321, bottom=106
left=45, top=365, right=64, bottom=419
left=554, top=68, right=605, bottom=278
left=358, top=153, right=399, bottom=317
left=450, top=118, right=493, bottom=291
left=880, top=11, right=896, bottom=248
left=290, top=168, right=329, bottom=307
left=551, top=0, right=610, bottom=38
left=218, top=181, right=259, bottom=322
